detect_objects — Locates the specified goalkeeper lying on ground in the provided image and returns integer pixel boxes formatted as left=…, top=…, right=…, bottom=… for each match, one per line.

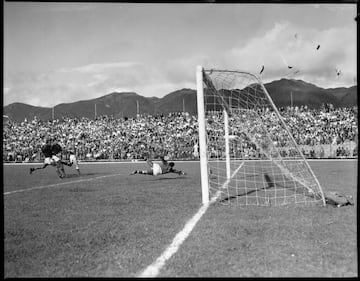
left=131, top=156, right=186, bottom=176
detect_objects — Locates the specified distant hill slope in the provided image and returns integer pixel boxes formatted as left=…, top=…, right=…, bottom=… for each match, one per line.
left=336, top=87, right=357, bottom=107
left=155, top=88, right=197, bottom=115
left=54, top=92, right=156, bottom=119
left=265, top=79, right=340, bottom=108
left=3, top=103, right=53, bottom=122
left=3, top=79, right=357, bottom=122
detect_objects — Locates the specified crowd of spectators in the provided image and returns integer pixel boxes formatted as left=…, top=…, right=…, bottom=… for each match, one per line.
left=3, top=104, right=358, bottom=162
left=205, top=104, right=357, bottom=159
left=279, top=104, right=357, bottom=146
left=3, top=112, right=198, bottom=162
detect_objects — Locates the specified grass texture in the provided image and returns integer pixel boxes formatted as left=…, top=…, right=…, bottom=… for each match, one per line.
left=3, top=160, right=357, bottom=277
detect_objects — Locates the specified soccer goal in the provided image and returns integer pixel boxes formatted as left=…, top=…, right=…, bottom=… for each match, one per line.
left=196, top=66, right=326, bottom=206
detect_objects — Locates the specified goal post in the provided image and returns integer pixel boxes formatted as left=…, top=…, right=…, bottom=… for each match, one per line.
left=196, top=65, right=210, bottom=204
left=224, top=109, right=231, bottom=180
left=196, top=65, right=326, bottom=206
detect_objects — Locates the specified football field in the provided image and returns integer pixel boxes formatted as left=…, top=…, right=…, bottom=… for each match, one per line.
left=3, top=160, right=357, bottom=277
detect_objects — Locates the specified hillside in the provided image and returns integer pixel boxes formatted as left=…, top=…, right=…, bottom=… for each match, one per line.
left=3, top=79, right=357, bottom=122
left=155, top=88, right=197, bottom=115
left=54, top=92, right=156, bottom=119
left=265, top=79, right=340, bottom=108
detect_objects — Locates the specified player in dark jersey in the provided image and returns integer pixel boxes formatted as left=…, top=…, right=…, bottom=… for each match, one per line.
left=131, top=156, right=186, bottom=176
left=51, top=139, right=75, bottom=177
left=51, top=140, right=67, bottom=178
left=30, top=138, right=71, bottom=178
left=30, top=139, right=57, bottom=174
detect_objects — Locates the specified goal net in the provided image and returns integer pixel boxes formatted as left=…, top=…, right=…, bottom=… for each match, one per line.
left=196, top=66, right=326, bottom=206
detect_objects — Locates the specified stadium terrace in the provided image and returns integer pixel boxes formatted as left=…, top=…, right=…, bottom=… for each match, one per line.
left=3, top=105, right=357, bottom=163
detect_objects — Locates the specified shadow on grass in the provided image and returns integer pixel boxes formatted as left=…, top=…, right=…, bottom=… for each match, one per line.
left=133, top=175, right=186, bottom=181
left=219, top=173, right=274, bottom=203
left=157, top=176, right=186, bottom=180
left=219, top=173, right=317, bottom=203
left=63, top=174, right=82, bottom=178
left=63, top=172, right=98, bottom=178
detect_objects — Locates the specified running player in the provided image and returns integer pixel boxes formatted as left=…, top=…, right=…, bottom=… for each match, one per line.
left=30, top=138, right=69, bottom=178
left=65, top=139, right=81, bottom=174
left=131, top=156, right=186, bottom=176
left=51, top=139, right=69, bottom=178
left=30, top=139, right=57, bottom=175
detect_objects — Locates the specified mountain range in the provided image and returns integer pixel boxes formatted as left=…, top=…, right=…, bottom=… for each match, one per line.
left=3, top=78, right=357, bottom=122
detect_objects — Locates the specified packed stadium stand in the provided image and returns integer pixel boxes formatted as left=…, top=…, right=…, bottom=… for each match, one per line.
left=3, top=105, right=357, bottom=162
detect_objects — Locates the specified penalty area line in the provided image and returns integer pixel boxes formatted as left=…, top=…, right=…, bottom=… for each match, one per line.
left=4, top=173, right=124, bottom=195
left=138, top=162, right=244, bottom=277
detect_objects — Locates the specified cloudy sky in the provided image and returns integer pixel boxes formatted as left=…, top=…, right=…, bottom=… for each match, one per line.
left=4, top=2, right=357, bottom=107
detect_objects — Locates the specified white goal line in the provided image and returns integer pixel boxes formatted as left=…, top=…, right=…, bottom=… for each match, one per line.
left=137, top=162, right=244, bottom=278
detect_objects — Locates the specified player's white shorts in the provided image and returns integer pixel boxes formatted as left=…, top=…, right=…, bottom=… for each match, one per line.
left=44, top=157, right=54, bottom=165
left=69, top=154, right=77, bottom=163
left=153, top=163, right=162, bottom=176
left=52, top=155, right=60, bottom=162
left=69, top=154, right=79, bottom=169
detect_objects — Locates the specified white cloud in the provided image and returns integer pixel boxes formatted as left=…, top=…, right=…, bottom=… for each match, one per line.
left=3, top=61, right=196, bottom=107
left=220, top=21, right=356, bottom=88
left=3, top=18, right=356, bottom=108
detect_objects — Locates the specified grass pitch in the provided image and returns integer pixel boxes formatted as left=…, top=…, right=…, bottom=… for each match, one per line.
left=3, top=160, right=357, bottom=277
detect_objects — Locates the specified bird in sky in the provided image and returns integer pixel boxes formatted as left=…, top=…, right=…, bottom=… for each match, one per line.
left=280, top=54, right=293, bottom=69
left=335, top=68, right=342, bottom=78
left=260, top=65, right=265, bottom=75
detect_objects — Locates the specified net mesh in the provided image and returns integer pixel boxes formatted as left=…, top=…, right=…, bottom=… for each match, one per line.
left=202, top=69, right=325, bottom=206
